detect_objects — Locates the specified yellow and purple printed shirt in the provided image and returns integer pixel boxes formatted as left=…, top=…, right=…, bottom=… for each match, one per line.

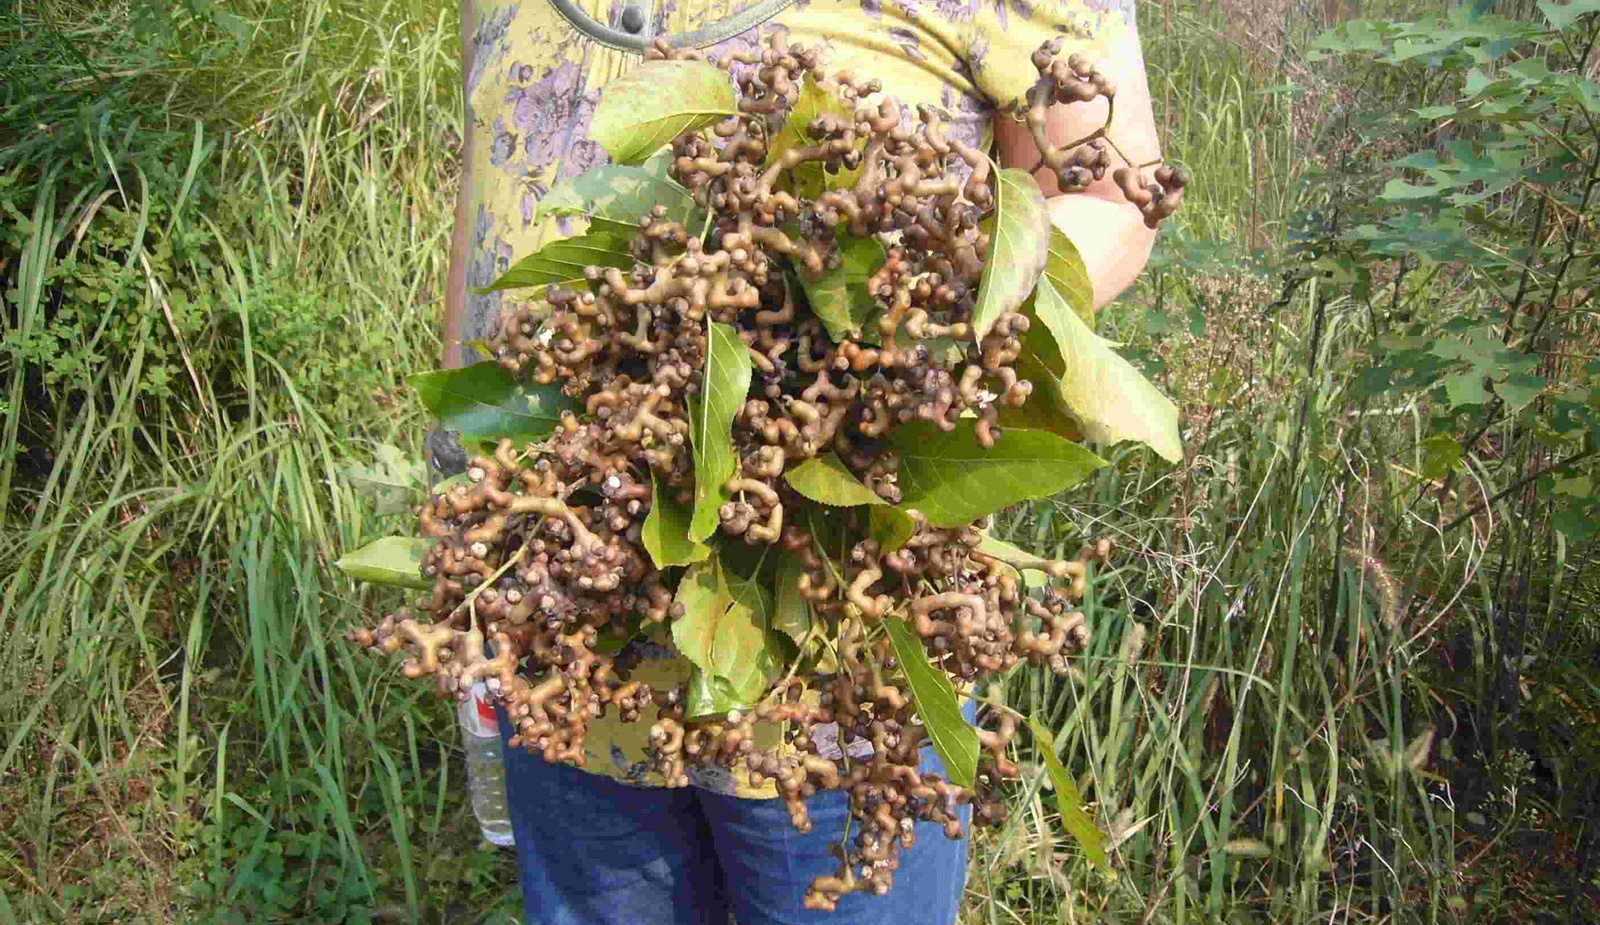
left=461, top=0, right=1135, bottom=796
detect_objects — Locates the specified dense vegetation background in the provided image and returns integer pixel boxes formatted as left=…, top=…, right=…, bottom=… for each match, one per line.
left=4, top=0, right=1600, bottom=921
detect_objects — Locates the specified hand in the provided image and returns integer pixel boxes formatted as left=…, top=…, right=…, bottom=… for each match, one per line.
left=993, top=25, right=1164, bottom=309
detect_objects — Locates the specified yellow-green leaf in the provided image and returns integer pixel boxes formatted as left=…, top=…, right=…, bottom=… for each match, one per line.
left=538, top=164, right=708, bottom=233
left=589, top=60, right=739, bottom=166
left=1028, top=718, right=1109, bottom=869
left=785, top=453, right=884, bottom=506
left=883, top=616, right=978, bottom=788
left=1042, top=227, right=1095, bottom=324
left=684, top=668, right=754, bottom=720
left=977, top=535, right=1055, bottom=588
left=335, top=536, right=434, bottom=590
left=688, top=321, right=753, bottom=542
left=671, top=555, right=779, bottom=703
left=868, top=505, right=916, bottom=552
left=888, top=421, right=1105, bottom=527
left=972, top=167, right=1052, bottom=339
left=1038, top=278, right=1183, bottom=463
left=476, top=228, right=635, bottom=293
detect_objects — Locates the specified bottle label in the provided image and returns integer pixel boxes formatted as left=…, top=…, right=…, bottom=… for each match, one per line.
left=463, top=681, right=499, bottom=737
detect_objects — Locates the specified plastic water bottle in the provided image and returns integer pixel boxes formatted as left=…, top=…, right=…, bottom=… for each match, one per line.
left=458, top=681, right=516, bottom=847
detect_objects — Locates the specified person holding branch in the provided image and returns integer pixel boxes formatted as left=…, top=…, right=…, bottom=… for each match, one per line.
left=432, top=1, right=1167, bottom=922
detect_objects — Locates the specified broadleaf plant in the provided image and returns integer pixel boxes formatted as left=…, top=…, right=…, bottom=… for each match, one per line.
left=409, top=362, right=580, bottom=449
left=340, top=34, right=1182, bottom=911
left=588, top=59, right=739, bottom=165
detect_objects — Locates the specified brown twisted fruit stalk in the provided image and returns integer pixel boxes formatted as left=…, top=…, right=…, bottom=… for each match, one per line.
left=354, top=33, right=1170, bottom=910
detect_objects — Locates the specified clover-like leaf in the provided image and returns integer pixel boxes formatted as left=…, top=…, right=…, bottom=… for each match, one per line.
left=642, top=470, right=711, bottom=568
left=539, top=164, right=709, bottom=235
left=882, top=615, right=978, bottom=788
left=796, top=232, right=886, bottom=342
left=410, top=362, right=580, bottom=448
left=972, top=167, right=1052, bottom=339
left=1028, top=718, right=1108, bottom=869
left=672, top=555, right=780, bottom=704
left=335, top=536, right=435, bottom=590
left=1036, top=279, right=1183, bottom=463
left=888, top=421, right=1105, bottom=527
left=476, top=228, right=636, bottom=293
left=343, top=444, right=425, bottom=516
left=689, top=321, right=754, bottom=542
left=589, top=60, right=739, bottom=166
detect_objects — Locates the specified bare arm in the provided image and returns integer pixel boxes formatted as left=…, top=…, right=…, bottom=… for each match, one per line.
left=443, top=0, right=476, bottom=369
left=993, top=25, right=1163, bottom=310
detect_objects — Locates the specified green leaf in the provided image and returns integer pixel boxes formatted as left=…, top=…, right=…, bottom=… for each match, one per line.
left=684, top=669, right=754, bottom=720
left=765, top=76, right=863, bottom=198
left=773, top=552, right=814, bottom=645
left=1028, top=718, right=1108, bottom=869
left=688, top=321, right=753, bottom=542
left=343, top=444, right=425, bottom=516
left=1419, top=434, right=1464, bottom=481
left=1380, top=178, right=1443, bottom=201
left=1540, top=0, right=1600, bottom=29
left=335, top=536, right=434, bottom=590
left=868, top=505, right=917, bottom=553
left=882, top=616, right=978, bottom=788
left=995, top=345, right=1085, bottom=442
left=1041, top=227, right=1095, bottom=324
left=641, top=470, right=711, bottom=568
left=410, top=362, right=580, bottom=447
left=1035, top=279, right=1183, bottom=462
left=796, top=232, right=886, bottom=342
left=1495, top=373, right=1546, bottom=410
left=538, top=164, right=708, bottom=234
left=1554, top=475, right=1593, bottom=498
left=1443, top=372, right=1490, bottom=407
left=671, top=555, right=780, bottom=703
left=973, top=167, right=1052, bottom=340
left=785, top=453, right=885, bottom=506
left=592, top=625, right=641, bottom=655
left=889, top=421, right=1106, bottom=527
left=977, top=535, right=1055, bottom=587
left=476, top=228, right=636, bottom=293
left=589, top=60, right=739, bottom=165
left=785, top=453, right=916, bottom=551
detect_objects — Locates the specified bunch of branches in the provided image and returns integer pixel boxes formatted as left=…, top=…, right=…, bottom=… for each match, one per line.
left=350, top=33, right=1182, bottom=909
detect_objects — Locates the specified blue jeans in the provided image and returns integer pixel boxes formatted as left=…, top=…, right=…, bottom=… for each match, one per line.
left=496, top=705, right=974, bottom=925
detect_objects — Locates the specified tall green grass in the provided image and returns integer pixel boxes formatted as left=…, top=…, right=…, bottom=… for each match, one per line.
left=3, top=2, right=520, bottom=921
left=958, top=3, right=1480, bottom=923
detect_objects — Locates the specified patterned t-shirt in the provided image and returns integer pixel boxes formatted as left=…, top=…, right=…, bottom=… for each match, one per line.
left=461, top=0, right=1135, bottom=796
